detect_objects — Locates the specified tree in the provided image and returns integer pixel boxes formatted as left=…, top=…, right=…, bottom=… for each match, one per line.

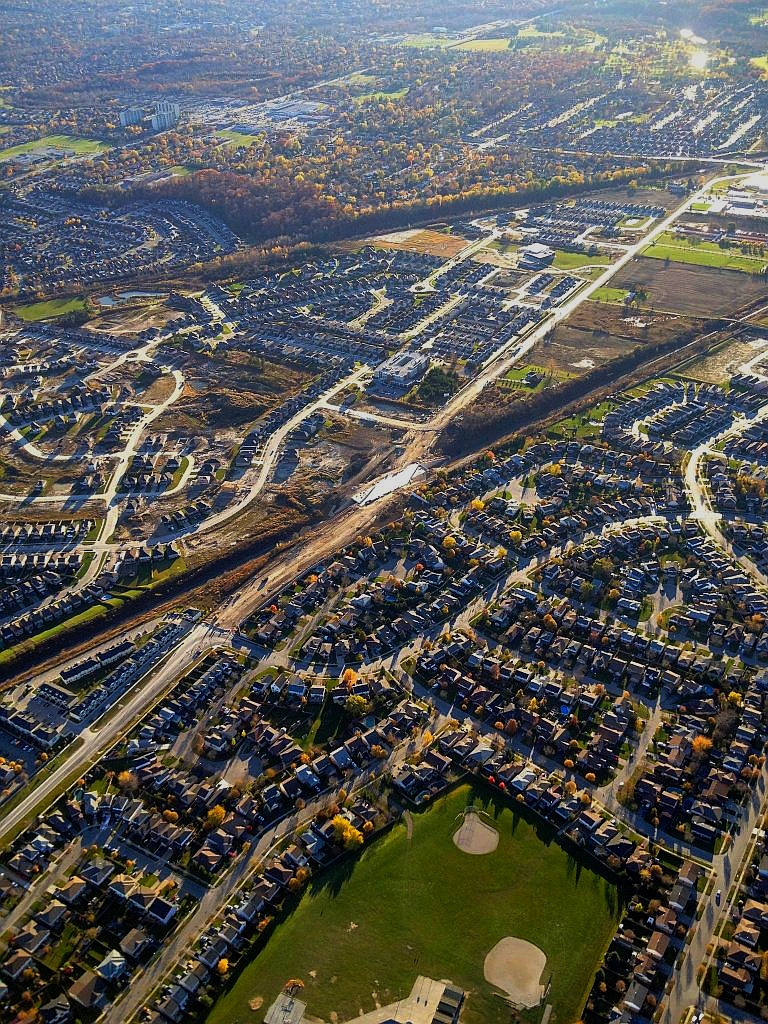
left=692, top=735, right=713, bottom=756
left=331, top=814, right=364, bottom=849
left=345, top=694, right=369, bottom=717
left=216, top=958, right=229, bottom=976
left=564, top=779, right=577, bottom=795
left=341, top=667, right=358, bottom=688
left=205, top=805, right=226, bottom=830
left=117, top=770, right=138, bottom=792
left=163, top=809, right=179, bottom=823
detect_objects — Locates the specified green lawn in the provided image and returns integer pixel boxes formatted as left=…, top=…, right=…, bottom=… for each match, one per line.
left=11, top=297, right=87, bottom=321
left=0, top=134, right=107, bottom=161
left=750, top=55, right=768, bottom=76
left=208, top=784, right=620, bottom=1024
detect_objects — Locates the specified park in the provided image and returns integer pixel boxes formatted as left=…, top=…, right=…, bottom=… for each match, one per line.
left=207, top=784, right=622, bottom=1024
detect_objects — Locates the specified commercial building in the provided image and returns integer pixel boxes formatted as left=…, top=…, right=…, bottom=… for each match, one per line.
left=519, top=243, right=555, bottom=269
left=372, top=351, right=430, bottom=389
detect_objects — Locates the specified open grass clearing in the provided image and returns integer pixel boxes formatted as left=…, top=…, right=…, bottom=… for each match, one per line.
left=207, top=783, right=620, bottom=1024
left=591, top=286, right=630, bottom=303
left=353, top=87, right=409, bottom=103
left=552, top=250, right=607, bottom=270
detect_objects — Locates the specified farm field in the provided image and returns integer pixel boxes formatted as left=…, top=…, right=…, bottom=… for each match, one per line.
left=207, top=784, right=620, bottom=1024
left=0, top=134, right=107, bottom=160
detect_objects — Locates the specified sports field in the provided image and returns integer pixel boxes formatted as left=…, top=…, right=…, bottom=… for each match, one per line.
left=207, top=784, right=621, bottom=1024
left=0, top=134, right=107, bottom=161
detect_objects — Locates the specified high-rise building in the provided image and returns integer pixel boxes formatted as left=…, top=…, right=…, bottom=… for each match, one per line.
left=119, top=106, right=144, bottom=128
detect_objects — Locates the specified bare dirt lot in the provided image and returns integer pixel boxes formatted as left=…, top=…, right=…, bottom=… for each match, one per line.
left=543, top=324, right=639, bottom=375
left=371, top=228, right=469, bottom=258
left=87, top=299, right=178, bottom=336
left=608, top=259, right=768, bottom=317
left=676, top=336, right=768, bottom=385
left=565, top=302, right=697, bottom=345
left=155, top=351, right=314, bottom=434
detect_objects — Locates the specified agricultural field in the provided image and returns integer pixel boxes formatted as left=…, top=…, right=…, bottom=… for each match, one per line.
left=207, top=784, right=620, bottom=1024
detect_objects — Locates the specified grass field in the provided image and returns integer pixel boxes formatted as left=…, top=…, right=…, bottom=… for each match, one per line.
left=354, top=87, right=409, bottom=103
left=207, top=784, right=620, bottom=1024
left=751, top=55, right=768, bottom=76
left=11, top=297, right=87, bottom=321
left=217, top=130, right=263, bottom=147
left=0, top=134, right=106, bottom=161
left=400, top=33, right=456, bottom=48
left=591, top=286, right=629, bottom=303
left=642, top=232, right=767, bottom=273
left=553, top=250, right=605, bottom=270
left=454, top=37, right=511, bottom=51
